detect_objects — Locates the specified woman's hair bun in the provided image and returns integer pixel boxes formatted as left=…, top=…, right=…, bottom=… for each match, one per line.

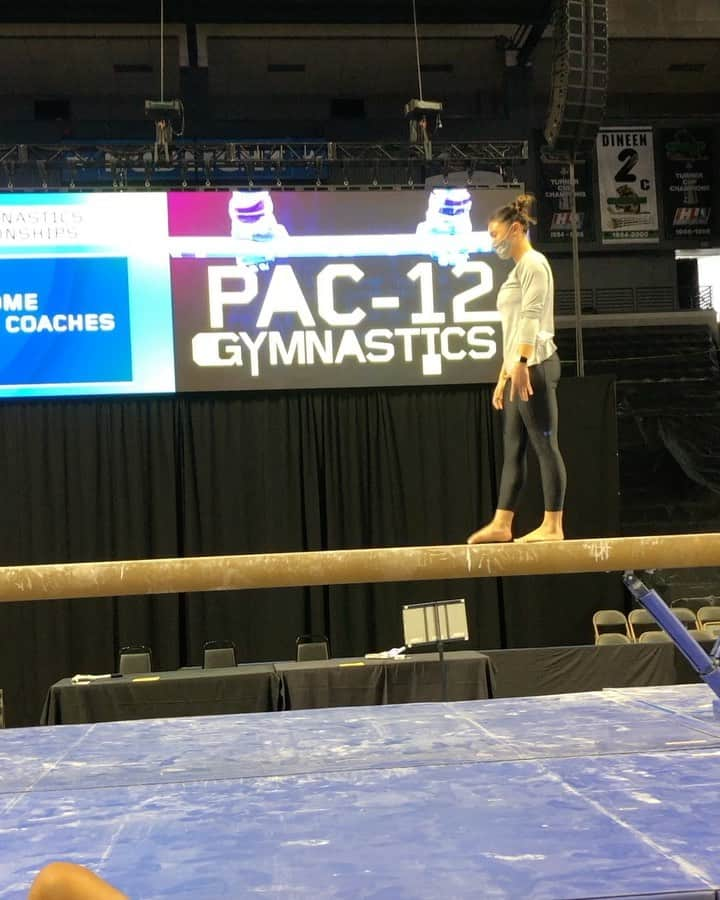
left=513, top=193, right=537, bottom=226
left=491, top=191, right=538, bottom=230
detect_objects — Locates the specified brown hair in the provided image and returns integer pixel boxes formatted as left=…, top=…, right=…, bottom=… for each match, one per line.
left=490, top=193, right=537, bottom=232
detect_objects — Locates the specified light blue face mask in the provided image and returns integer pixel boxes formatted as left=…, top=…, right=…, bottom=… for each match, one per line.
left=492, top=224, right=516, bottom=260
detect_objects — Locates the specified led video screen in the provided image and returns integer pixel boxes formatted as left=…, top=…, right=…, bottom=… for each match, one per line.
left=169, top=188, right=514, bottom=391
left=0, top=188, right=515, bottom=398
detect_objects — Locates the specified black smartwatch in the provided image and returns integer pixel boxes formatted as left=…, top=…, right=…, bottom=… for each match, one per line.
left=518, top=355, right=528, bottom=365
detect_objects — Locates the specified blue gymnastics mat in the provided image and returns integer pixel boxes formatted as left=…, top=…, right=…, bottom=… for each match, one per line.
left=2, top=684, right=720, bottom=899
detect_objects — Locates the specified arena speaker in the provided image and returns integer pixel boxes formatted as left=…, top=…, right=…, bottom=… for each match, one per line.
left=544, top=0, right=608, bottom=154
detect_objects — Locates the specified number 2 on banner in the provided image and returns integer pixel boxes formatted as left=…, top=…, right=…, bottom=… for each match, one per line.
left=408, top=261, right=494, bottom=325
left=614, top=147, right=651, bottom=192
left=615, top=148, right=639, bottom=183
left=451, top=261, right=493, bottom=323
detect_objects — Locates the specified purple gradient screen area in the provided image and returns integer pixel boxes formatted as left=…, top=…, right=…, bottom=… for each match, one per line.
left=168, top=189, right=515, bottom=393
left=167, top=190, right=507, bottom=237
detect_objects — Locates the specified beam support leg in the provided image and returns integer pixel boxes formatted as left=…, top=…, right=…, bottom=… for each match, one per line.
left=623, top=571, right=720, bottom=709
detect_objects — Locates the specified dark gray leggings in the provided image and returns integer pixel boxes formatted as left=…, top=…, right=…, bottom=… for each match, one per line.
left=497, top=353, right=567, bottom=512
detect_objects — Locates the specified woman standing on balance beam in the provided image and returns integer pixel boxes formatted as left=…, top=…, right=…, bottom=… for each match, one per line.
left=468, top=193, right=567, bottom=545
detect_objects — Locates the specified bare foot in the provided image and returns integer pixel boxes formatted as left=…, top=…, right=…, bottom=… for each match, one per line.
left=467, top=524, right=513, bottom=544
left=515, top=526, right=564, bottom=543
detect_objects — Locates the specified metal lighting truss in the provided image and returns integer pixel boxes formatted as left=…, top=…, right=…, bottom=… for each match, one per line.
left=0, top=139, right=528, bottom=191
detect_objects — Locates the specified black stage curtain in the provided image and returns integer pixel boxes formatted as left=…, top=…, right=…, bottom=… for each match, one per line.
left=0, top=376, right=618, bottom=726
left=0, top=398, right=182, bottom=725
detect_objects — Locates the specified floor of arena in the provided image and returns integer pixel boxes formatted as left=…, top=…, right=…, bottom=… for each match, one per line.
left=2, top=684, right=720, bottom=899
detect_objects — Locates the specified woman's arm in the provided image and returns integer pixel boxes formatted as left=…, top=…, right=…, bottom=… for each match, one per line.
left=515, top=342, right=535, bottom=362
left=515, top=258, right=550, bottom=362
left=505, top=256, right=550, bottom=401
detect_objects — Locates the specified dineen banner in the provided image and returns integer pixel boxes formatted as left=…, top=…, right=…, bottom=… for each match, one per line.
left=168, top=189, right=514, bottom=392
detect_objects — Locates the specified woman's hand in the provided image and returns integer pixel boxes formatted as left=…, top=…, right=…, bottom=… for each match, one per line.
left=509, top=362, right=534, bottom=403
left=492, top=373, right=508, bottom=410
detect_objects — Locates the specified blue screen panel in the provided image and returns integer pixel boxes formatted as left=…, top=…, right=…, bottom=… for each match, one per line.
left=0, top=257, right=132, bottom=385
left=0, top=193, right=176, bottom=398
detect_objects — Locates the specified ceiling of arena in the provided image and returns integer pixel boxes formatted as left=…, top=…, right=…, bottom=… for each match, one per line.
left=0, top=0, right=553, bottom=24
left=1, top=2, right=717, bottom=98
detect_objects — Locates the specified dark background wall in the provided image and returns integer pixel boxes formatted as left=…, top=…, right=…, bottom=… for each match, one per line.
left=0, top=376, right=618, bottom=727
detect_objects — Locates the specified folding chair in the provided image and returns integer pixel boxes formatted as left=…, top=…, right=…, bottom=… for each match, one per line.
left=119, top=644, right=152, bottom=675
left=596, top=632, right=632, bottom=646
left=628, top=608, right=661, bottom=642
left=203, top=640, right=238, bottom=669
left=671, top=608, right=697, bottom=630
left=638, top=631, right=673, bottom=644
left=296, top=634, right=330, bottom=662
left=696, top=606, right=720, bottom=634
left=592, top=609, right=630, bottom=642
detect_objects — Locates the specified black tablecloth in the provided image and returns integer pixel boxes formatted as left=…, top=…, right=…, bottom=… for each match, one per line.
left=41, top=644, right=695, bottom=726
left=40, top=652, right=495, bottom=725
left=40, top=664, right=279, bottom=725
left=277, top=652, right=496, bottom=710
left=484, top=643, right=680, bottom=698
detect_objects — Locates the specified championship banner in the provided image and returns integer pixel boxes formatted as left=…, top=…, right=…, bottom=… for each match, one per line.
left=660, top=127, right=713, bottom=241
left=537, top=153, right=594, bottom=243
left=596, top=127, right=659, bottom=243
left=168, top=189, right=514, bottom=392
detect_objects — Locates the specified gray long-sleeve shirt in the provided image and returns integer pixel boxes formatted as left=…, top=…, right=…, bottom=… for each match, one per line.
left=496, top=248, right=557, bottom=372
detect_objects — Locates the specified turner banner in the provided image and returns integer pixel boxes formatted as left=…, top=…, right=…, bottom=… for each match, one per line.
left=596, top=126, right=659, bottom=244
left=168, top=189, right=515, bottom=392
left=537, top=152, right=594, bottom=244
left=660, top=127, right=714, bottom=241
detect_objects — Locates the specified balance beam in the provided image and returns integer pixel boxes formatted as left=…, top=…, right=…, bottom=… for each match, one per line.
left=0, top=533, right=718, bottom=604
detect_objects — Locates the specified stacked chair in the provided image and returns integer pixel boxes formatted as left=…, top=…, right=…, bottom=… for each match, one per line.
left=593, top=607, right=719, bottom=645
